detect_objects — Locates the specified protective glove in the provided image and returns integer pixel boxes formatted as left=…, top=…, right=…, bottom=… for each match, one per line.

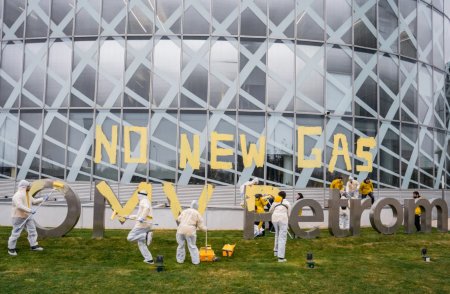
left=137, top=217, right=145, bottom=223
left=43, top=195, right=49, bottom=201
left=31, top=209, right=37, bottom=215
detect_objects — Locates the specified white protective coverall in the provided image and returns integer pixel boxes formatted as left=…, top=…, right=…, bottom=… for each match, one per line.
left=127, top=191, right=153, bottom=263
left=339, top=195, right=350, bottom=229
left=269, top=198, right=291, bottom=260
left=176, top=200, right=207, bottom=264
left=8, top=180, right=44, bottom=251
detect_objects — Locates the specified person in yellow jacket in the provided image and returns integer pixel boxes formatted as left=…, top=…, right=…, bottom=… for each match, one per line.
left=254, top=194, right=269, bottom=236
left=359, top=177, right=374, bottom=204
left=8, top=180, right=46, bottom=256
left=330, top=176, right=344, bottom=195
left=413, top=191, right=422, bottom=232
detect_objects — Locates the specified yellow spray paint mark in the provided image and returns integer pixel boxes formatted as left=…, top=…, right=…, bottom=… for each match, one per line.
left=328, top=134, right=352, bottom=173
left=297, top=126, right=322, bottom=168
left=163, top=182, right=214, bottom=217
left=240, top=134, right=266, bottom=168
left=179, top=133, right=200, bottom=170
left=124, top=126, right=147, bottom=164
left=356, top=137, right=376, bottom=172
left=210, top=132, right=234, bottom=169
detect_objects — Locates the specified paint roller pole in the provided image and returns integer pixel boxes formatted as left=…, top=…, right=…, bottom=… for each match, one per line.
left=14, top=190, right=55, bottom=233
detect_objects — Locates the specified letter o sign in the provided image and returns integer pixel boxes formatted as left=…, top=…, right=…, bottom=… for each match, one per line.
left=30, top=180, right=81, bottom=238
left=369, top=198, right=403, bottom=235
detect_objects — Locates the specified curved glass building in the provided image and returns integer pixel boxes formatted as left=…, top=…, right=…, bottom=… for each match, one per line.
left=0, top=0, right=449, bottom=204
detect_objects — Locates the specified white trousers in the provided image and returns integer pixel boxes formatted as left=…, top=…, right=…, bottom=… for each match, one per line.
left=176, top=233, right=200, bottom=264
left=8, top=217, right=39, bottom=249
left=273, top=222, right=288, bottom=259
left=339, top=211, right=349, bottom=229
left=127, top=227, right=153, bottom=261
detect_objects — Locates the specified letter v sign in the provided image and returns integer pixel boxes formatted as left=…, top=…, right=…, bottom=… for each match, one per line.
left=96, top=181, right=153, bottom=223
left=162, top=182, right=214, bottom=219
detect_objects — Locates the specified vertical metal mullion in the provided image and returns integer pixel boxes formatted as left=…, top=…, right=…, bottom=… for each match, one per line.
left=234, top=0, right=241, bottom=205
left=323, top=0, right=327, bottom=204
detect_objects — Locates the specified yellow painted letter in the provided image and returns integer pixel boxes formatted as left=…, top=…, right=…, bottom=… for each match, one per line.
left=240, top=134, right=266, bottom=168
left=179, top=133, right=200, bottom=170
left=297, top=126, right=322, bottom=168
left=211, top=132, right=234, bottom=170
left=328, top=134, right=352, bottom=173
left=124, top=126, right=147, bottom=164
left=356, top=137, right=376, bottom=172
left=94, top=125, right=118, bottom=164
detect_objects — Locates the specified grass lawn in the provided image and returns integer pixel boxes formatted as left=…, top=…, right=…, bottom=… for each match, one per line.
left=0, top=226, right=449, bottom=294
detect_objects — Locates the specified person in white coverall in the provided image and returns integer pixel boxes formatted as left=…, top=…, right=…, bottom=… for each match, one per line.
left=339, top=195, right=350, bottom=229
left=345, top=177, right=359, bottom=199
left=269, top=191, right=291, bottom=262
left=127, top=190, right=154, bottom=264
left=8, top=180, right=46, bottom=256
left=176, top=200, right=207, bottom=265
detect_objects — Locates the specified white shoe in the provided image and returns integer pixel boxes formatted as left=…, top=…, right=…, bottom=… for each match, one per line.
left=8, top=249, right=17, bottom=256
left=278, top=258, right=287, bottom=263
left=143, top=259, right=154, bottom=264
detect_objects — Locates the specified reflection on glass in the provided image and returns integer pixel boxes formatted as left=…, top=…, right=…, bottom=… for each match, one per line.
left=18, top=110, right=42, bottom=180
left=71, top=39, right=97, bottom=107
left=379, top=121, right=400, bottom=188
left=419, top=127, right=434, bottom=188
left=378, top=0, right=398, bottom=53
left=354, top=0, right=377, bottom=48
left=417, top=2, right=432, bottom=64
left=296, top=0, right=324, bottom=41
left=326, top=0, right=351, bottom=44
left=354, top=48, right=377, bottom=117
left=156, top=0, right=182, bottom=34
left=267, top=40, right=294, bottom=111
left=75, top=0, right=101, bottom=35
left=418, top=64, right=432, bottom=124
left=379, top=53, right=399, bottom=120
left=0, top=42, right=23, bottom=108
left=184, top=0, right=210, bottom=35
left=326, top=45, right=352, bottom=114
left=97, top=38, right=125, bottom=107
left=432, top=10, right=444, bottom=69
left=66, top=110, right=93, bottom=181
left=26, top=0, right=50, bottom=38
left=101, top=0, right=126, bottom=35
left=181, top=38, right=209, bottom=108
left=22, top=42, right=46, bottom=107
left=124, top=38, right=152, bottom=107
left=269, top=0, right=294, bottom=38
left=399, top=0, right=417, bottom=58
left=3, top=0, right=26, bottom=39
left=149, top=110, right=177, bottom=183
left=0, top=111, right=18, bottom=178
left=41, top=110, right=67, bottom=179
left=153, top=37, right=180, bottom=108
left=210, top=37, right=238, bottom=109
left=241, top=0, right=267, bottom=37
left=400, top=58, right=417, bottom=123
left=50, top=0, right=74, bottom=37
left=401, top=123, right=418, bottom=188
left=128, top=0, right=155, bottom=34
left=240, top=39, right=266, bottom=110
left=46, top=39, right=71, bottom=107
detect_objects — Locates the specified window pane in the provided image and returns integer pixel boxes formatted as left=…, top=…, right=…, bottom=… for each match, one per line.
left=267, top=40, right=294, bottom=111
left=0, top=110, right=18, bottom=178
left=432, top=10, right=444, bottom=69
left=209, top=37, right=238, bottom=109
left=183, top=0, right=210, bottom=35
left=354, top=0, right=377, bottom=48
left=0, top=42, right=23, bottom=108
left=401, top=123, right=418, bottom=188
left=17, top=110, right=42, bottom=180
left=326, top=45, right=352, bottom=115
left=212, top=0, right=238, bottom=36
left=379, top=53, right=399, bottom=120
left=419, top=126, right=433, bottom=188
left=46, top=38, right=71, bottom=107
left=418, top=64, right=432, bottom=124
left=22, top=41, right=47, bottom=108
left=355, top=118, right=378, bottom=182
left=156, top=0, right=182, bottom=34
left=399, top=0, right=417, bottom=58
left=101, top=0, right=126, bottom=35
left=296, top=0, right=324, bottom=41
left=354, top=48, right=377, bottom=117
left=400, top=57, right=418, bottom=123
left=41, top=110, right=67, bottom=179
left=3, top=0, right=26, bottom=39
left=269, top=0, right=294, bottom=39
left=326, top=0, right=351, bottom=44
left=128, top=0, right=154, bottom=35
left=71, top=39, right=97, bottom=107
left=417, top=2, right=432, bottom=64
left=50, top=0, right=74, bottom=37
left=378, top=0, right=398, bottom=53
left=240, top=0, right=267, bottom=37
left=26, top=0, right=50, bottom=38
left=295, top=42, right=324, bottom=113
left=239, top=38, right=266, bottom=110
left=75, top=0, right=101, bottom=36
left=379, top=121, right=400, bottom=188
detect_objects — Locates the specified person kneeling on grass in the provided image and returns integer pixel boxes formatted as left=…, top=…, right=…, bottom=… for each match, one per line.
left=176, top=200, right=207, bottom=265
left=8, top=180, right=46, bottom=256
left=127, top=190, right=154, bottom=264
left=269, top=191, right=291, bottom=263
